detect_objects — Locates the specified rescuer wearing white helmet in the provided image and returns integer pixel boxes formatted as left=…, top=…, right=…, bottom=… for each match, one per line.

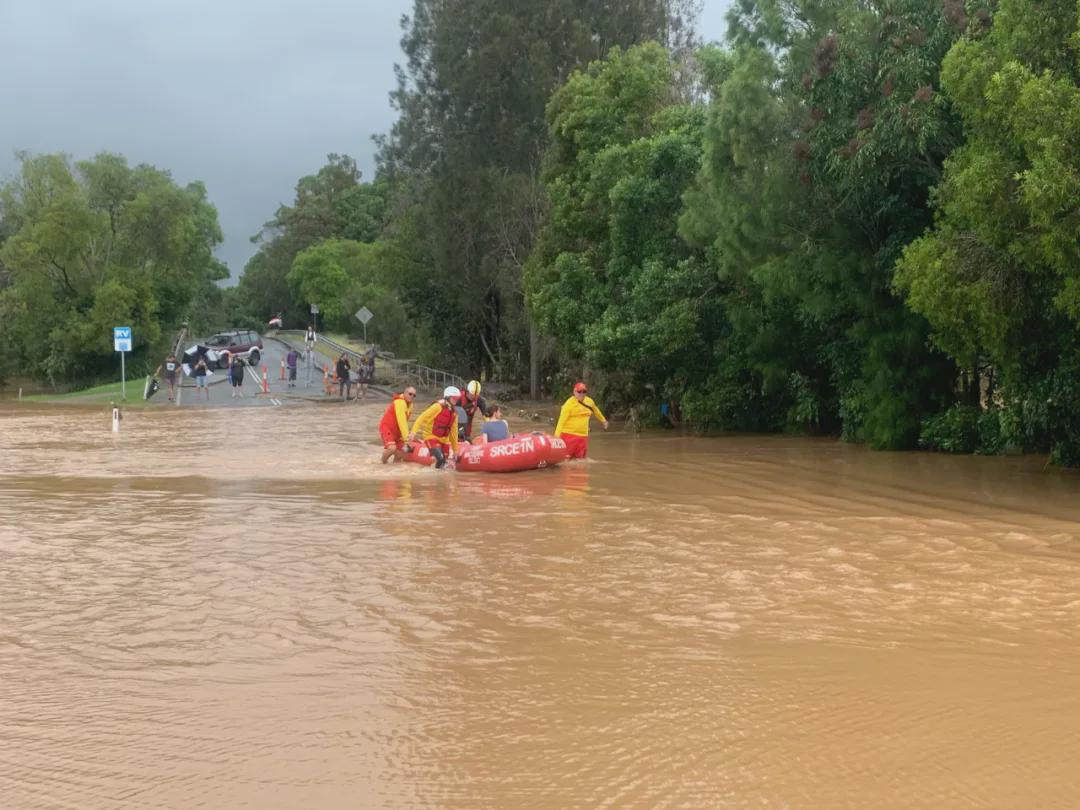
left=408, top=385, right=462, bottom=468
left=458, top=379, right=493, bottom=441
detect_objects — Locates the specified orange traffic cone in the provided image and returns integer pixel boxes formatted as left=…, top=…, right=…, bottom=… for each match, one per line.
left=261, top=366, right=269, bottom=393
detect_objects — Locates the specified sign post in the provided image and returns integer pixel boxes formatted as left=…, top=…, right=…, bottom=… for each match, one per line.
left=355, top=306, right=373, bottom=345
left=113, top=326, right=132, bottom=401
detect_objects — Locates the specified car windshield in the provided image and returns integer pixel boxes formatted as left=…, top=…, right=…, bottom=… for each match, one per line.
left=206, top=335, right=229, bottom=347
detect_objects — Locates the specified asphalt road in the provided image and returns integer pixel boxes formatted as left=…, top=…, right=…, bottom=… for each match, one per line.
left=163, top=337, right=384, bottom=408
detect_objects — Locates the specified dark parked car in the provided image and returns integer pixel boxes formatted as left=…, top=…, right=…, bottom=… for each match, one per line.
left=204, top=329, right=263, bottom=369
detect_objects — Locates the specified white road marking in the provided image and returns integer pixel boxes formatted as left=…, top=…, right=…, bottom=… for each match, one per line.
left=245, top=364, right=263, bottom=390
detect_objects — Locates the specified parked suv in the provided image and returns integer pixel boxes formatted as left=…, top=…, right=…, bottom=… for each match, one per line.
left=205, top=329, right=263, bottom=369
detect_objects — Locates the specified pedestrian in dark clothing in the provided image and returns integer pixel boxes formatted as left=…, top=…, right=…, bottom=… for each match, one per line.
left=155, top=353, right=180, bottom=401
left=286, top=349, right=299, bottom=387
left=335, top=353, right=352, bottom=400
left=229, top=355, right=245, bottom=397
left=356, top=349, right=375, bottom=401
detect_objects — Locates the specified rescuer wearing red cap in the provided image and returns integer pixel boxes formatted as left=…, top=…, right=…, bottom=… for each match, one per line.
left=554, top=381, right=608, bottom=459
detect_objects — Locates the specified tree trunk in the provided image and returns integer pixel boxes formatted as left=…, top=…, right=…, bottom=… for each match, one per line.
left=529, top=321, right=541, bottom=400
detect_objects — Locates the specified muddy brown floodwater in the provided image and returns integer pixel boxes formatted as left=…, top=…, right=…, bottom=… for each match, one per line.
left=2, top=403, right=1079, bottom=808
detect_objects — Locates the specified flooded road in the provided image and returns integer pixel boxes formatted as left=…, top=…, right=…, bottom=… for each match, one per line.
left=2, top=403, right=1079, bottom=808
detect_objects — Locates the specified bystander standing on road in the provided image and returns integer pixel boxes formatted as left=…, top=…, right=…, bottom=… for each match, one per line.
left=356, top=348, right=375, bottom=401
left=193, top=357, right=210, bottom=401
left=304, top=325, right=317, bottom=384
left=286, top=348, right=299, bottom=388
left=229, top=354, right=245, bottom=397
left=335, top=353, right=352, bottom=400
left=155, top=353, right=180, bottom=402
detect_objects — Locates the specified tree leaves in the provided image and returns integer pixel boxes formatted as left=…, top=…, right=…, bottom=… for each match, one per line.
left=0, top=152, right=222, bottom=385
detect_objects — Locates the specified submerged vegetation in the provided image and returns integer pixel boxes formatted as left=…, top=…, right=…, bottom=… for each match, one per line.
left=5, top=0, right=1080, bottom=463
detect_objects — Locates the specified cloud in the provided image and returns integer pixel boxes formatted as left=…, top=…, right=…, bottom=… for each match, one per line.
left=0, top=0, right=410, bottom=281
left=0, top=1, right=730, bottom=282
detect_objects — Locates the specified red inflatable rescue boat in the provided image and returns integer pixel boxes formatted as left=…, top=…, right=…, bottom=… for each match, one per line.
left=456, top=433, right=566, bottom=473
left=400, top=441, right=439, bottom=466
left=399, top=433, right=567, bottom=472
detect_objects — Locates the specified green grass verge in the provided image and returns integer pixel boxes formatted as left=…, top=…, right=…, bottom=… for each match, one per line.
left=24, top=378, right=159, bottom=406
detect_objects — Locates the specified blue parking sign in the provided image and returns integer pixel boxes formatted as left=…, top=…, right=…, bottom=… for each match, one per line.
left=113, top=326, right=132, bottom=352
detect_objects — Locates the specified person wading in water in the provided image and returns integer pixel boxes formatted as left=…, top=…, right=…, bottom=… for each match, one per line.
left=554, top=381, right=608, bottom=458
left=409, top=386, right=461, bottom=469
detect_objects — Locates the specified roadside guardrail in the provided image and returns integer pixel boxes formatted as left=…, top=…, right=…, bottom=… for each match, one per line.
left=276, top=331, right=466, bottom=392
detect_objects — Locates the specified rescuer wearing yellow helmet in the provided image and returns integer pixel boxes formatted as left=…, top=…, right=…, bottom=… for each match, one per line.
left=458, top=379, right=493, bottom=441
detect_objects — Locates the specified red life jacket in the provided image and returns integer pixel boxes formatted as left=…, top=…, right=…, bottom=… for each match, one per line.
left=431, top=401, right=456, bottom=439
left=378, top=394, right=411, bottom=437
left=461, top=393, right=483, bottom=437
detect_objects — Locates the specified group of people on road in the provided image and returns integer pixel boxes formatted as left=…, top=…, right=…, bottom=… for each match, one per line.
left=155, top=352, right=214, bottom=402
left=330, top=349, right=376, bottom=400
left=156, top=350, right=249, bottom=402
left=378, top=378, right=607, bottom=468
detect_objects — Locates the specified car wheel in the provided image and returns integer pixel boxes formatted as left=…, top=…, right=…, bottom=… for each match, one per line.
left=248, top=349, right=260, bottom=366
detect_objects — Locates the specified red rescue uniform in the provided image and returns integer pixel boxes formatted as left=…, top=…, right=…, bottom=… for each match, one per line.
left=411, top=400, right=460, bottom=456
left=379, top=394, right=412, bottom=450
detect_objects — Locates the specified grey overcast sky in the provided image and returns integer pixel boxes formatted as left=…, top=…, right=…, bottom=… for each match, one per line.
left=0, top=1, right=730, bottom=282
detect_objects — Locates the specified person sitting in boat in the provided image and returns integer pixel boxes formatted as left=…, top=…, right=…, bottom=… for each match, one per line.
left=459, top=379, right=492, bottom=441
left=480, top=405, right=510, bottom=443
left=555, top=381, right=608, bottom=459
left=379, top=385, right=417, bottom=463
left=409, top=386, right=461, bottom=469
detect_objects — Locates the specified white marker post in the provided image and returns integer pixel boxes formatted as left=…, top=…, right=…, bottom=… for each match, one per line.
left=113, top=326, right=132, bottom=401
left=111, top=402, right=121, bottom=433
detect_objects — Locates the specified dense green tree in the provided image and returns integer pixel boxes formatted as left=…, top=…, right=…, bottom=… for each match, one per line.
left=895, top=0, right=1080, bottom=463
left=528, top=43, right=723, bottom=415
left=0, top=151, right=225, bottom=386
left=378, top=0, right=698, bottom=391
left=680, top=0, right=967, bottom=446
left=236, top=154, right=387, bottom=328
left=287, top=238, right=414, bottom=352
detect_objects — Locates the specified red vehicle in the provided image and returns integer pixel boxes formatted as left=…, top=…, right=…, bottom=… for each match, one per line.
left=204, top=329, right=263, bottom=369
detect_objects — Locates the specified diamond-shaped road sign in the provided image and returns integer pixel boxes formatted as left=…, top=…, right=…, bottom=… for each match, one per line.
left=355, top=306, right=373, bottom=324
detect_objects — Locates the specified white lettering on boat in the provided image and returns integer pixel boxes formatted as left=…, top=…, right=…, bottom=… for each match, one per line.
left=488, top=437, right=535, bottom=459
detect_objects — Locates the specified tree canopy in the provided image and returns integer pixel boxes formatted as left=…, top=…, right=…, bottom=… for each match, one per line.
left=0, top=151, right=226, bottom=386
